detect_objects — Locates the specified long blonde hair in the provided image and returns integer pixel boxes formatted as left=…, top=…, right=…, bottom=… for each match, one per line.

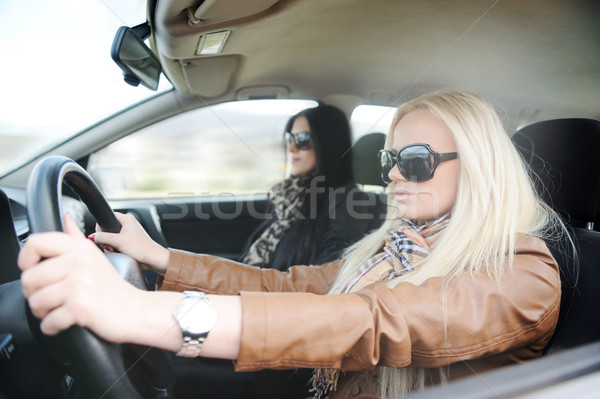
left=331, top=89, right=567, bottom=397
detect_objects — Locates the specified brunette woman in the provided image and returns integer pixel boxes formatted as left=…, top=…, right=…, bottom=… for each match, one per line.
left=241, top=104, right=370, bottom=271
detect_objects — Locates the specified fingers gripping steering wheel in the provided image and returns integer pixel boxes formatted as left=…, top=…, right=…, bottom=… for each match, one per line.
left=25, top=156, right=174, bottom=399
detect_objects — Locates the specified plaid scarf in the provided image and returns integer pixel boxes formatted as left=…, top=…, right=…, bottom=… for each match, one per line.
left=241, top=173, right=315, bottom=267
left=311, top=214, right=450, bottom=397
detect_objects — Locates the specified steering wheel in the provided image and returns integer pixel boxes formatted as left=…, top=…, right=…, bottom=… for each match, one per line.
left=25, top=156, right=174, bottom=399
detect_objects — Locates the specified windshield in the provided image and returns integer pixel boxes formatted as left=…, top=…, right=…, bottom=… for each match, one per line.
left=0, top=0, right=172, bottom=175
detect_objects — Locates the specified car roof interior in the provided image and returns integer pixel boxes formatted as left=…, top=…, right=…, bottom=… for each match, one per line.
left=151, top=0, right=600, bottom=132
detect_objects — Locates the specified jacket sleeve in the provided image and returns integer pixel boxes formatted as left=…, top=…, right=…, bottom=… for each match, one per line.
left=160, top=249, right=342, bottom=295
left=234, top=236, right=561, bottom=372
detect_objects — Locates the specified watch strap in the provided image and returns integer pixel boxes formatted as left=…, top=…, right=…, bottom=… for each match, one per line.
left=177, top=335, right=207, bottom=358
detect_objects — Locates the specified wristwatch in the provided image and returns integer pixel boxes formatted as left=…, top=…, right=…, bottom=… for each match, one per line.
left=173, top=291, right=217, bottom=357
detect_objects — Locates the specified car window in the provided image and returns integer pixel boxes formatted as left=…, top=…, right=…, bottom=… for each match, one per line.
left=88, top=100, right=317, bottom=199
left=350, top=104, right=396, bottom=140
left=0, top=0, right=172, bottom=176
left=88, top=101, right=396, bottom=200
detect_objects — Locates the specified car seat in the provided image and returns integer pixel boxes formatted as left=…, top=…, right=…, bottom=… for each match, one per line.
left=351, top=132, right=388, bottom=230
left=352, top=132, right=387, bottom=187
left=512, top=118, right=600, bottom=353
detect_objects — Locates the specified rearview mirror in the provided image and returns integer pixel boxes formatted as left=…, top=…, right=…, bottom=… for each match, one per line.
left=111, top=26, right=161, bottom=91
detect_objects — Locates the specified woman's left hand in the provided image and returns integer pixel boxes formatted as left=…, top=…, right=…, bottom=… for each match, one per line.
left=18, top=213, right=145, bottom=342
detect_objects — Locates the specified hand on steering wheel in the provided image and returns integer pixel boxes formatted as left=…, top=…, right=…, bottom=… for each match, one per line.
left=21, top=155, right=174, bottom=399
left=20, top=213, right=143, bottom=341
left=92, top=212, right=170, bottom=275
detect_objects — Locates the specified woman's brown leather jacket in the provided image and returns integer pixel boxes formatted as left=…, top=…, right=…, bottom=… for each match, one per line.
left=160, top=235, right=560, bottom=398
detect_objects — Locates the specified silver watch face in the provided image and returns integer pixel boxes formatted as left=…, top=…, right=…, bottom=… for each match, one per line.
left=176, top=293, right=217, bottom=335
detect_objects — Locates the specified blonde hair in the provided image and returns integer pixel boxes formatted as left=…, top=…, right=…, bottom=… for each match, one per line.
left=331, top=89, right=567, bottom=397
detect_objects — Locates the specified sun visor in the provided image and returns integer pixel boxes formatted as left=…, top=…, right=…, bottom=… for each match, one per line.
left=179, top=55, right=240, bottom=98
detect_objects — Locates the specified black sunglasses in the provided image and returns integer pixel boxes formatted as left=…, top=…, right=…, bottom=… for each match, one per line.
left=379, top=143, right=457, bottom=183
left=285, top=131, right=312, bottom=151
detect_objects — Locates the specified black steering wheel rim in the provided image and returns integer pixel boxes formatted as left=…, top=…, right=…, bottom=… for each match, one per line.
left=25, top=155, right=174, bottom=399
left=26, top=155, right=122, bottom=235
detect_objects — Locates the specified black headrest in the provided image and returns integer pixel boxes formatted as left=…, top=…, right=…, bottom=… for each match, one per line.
left=512, top=118, right=600, bottom=223
left=352, top=132, right=386, bottom=187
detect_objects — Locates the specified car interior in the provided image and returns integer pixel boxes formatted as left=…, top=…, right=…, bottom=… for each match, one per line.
left=1, top=0, right=600, bottom=398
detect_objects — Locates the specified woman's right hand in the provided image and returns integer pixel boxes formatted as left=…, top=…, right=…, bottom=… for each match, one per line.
left=91, top=212, right=169, bottom=275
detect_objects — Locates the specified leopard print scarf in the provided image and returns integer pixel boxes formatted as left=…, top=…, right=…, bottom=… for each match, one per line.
left=242, top=173, right=315, bottom=267
left=311, top=214, right=450, bottom=398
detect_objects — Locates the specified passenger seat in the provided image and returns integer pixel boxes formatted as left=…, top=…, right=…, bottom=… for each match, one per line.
left=512, top=118, right=600, bottom=353
left=352, top=132, right=388, bottom=231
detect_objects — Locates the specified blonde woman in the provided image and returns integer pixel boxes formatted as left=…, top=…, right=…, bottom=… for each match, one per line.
left=19, top=89, right=566, bottom=398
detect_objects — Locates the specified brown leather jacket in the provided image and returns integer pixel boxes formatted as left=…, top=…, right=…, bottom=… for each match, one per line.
left=160, top=235, right=560, bottom=398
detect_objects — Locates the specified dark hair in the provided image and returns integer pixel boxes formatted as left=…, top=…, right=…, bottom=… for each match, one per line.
left=284, top=103, right=354, bottom=187
left=242, top=104, right=357, bottom=269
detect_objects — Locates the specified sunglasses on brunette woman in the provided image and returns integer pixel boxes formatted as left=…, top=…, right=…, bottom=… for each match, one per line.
left=285, top=131, right=312, bottom=151
left=379, top=143, right=457, bottom=184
